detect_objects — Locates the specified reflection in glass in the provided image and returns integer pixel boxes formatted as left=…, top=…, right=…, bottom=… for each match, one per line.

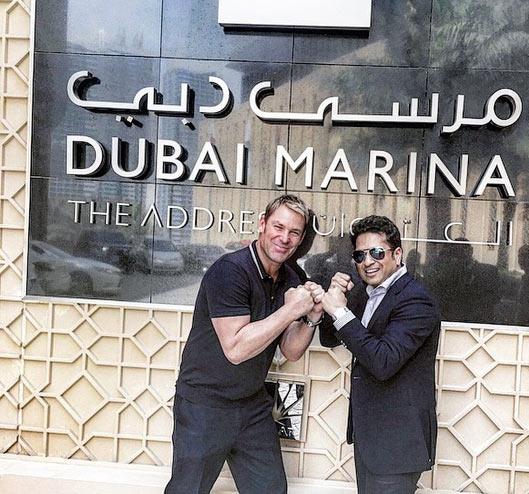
left=151, top=185, right=279, bottom=305
left=36, top=0, right=163, bottom=57
left=517, top=244, right=529, bottom=325
left=293, top=0, right=431, bottom=66
left=287, top=64, right=428, bottom=195
left=162, top=0, right=293, bottom=62
left=31, top=53, right=160, bottom=182
left=417, top=197, right=529, bottom=327
left=178, top=244, right=228, bottom=274
left=76, top=230, right=146, bottom=274
left=424, top=240, right=501, bottom=323
left=28, top=178, right=154, bottom=302
left=431, top=0, right=529, bottom=70
left=158, top=58, right=291, bottom=190
left=28, top=240, right=122, bottom=297
left=424, top=68, right=529, bottom=202
left=29, top=0, right=529, bottom=330
left=150, top=238, right=185, bottom=274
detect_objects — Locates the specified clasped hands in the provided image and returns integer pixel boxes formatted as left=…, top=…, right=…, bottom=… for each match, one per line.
left=286, top=272, right=354, bottom=323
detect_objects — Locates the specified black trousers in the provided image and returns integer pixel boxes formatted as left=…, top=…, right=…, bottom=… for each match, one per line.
left=164, top=393, right=287, bottom=494
left=354, top=444, right=421, bottom=494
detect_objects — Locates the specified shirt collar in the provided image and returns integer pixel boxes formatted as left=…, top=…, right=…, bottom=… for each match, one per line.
left=249, top=240, right=285, bottom=282
left=366, top=264, right=407, bottom=296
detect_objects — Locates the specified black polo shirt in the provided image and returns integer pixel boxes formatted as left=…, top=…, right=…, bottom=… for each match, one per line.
left=176, top=241, right=301, bottom=407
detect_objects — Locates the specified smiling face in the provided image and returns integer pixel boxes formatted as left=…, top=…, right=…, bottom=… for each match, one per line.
left=354, top=231, right=402, bottom=287
left=257, top=204, right=305, bottom=273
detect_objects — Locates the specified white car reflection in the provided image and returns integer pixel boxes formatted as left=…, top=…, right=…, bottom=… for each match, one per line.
left=147, top=238, right=185, bottom=274
left=28, top=240, right=122, bottom=296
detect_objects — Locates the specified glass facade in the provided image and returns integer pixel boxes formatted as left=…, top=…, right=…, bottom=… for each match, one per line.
left=29, top=0, right=529, bottom=326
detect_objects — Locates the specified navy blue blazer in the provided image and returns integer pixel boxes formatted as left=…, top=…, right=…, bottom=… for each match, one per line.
left=319, top=272, right=441, bottom=475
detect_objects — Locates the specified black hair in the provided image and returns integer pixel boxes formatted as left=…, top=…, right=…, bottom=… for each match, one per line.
left=350, top=215, right=402, bottom=250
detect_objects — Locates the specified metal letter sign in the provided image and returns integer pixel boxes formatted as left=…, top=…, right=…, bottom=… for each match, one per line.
left=218, top=0, right=372, bottom=30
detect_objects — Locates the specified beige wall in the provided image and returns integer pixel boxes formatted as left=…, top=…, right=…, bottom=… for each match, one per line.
left=0, top=2, right=528, bottom=493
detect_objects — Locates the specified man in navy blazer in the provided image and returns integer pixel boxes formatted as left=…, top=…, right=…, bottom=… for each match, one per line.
left=320, top=215, right=440, bottom=494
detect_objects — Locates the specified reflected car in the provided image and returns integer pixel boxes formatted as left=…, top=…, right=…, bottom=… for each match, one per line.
left=178, top=244, right=227, bottom=273
left=28, top=240, right=122, bottom=296
left=76, top=230, right=141, bottom=273
left=147, top=238, right=185, bottom=274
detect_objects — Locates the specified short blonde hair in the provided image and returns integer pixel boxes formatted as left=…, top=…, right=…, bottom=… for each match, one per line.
left=264, top=194, right=310, bottom=227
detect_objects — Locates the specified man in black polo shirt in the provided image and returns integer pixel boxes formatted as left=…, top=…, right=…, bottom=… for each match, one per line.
left=165, top=195, right=324, bottom=494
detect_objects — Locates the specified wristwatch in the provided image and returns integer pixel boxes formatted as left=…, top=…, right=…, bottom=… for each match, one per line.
left=302, top=314, right=324, bottom=328
left=331, top=306, right=350, bottom=321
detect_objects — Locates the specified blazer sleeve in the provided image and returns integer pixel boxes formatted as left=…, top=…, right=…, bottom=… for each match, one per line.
left=318, top=282, right=367, bottom=348
left=318, top=313, right=341, bottom=348
left=335, top=291, right=440, bottom=381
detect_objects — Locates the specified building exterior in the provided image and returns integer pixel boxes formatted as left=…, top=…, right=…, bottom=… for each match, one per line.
left=0, top=1, right=529, bottom=492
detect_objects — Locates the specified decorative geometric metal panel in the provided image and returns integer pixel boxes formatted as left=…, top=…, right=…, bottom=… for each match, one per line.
left=0, top=2, right=528, bottom=493
left=433, top=325, right=529, bottom=493
left=0, top=0, right=29, bottom=298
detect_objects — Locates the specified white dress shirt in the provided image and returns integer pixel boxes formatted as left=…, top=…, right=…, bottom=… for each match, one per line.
left=334, top=264, right=408, bottom=331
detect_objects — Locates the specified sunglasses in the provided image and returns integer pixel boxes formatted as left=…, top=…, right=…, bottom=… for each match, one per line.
left=352, top=247, right=394, bottom=264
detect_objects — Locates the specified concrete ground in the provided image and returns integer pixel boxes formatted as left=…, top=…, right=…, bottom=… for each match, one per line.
left=0, top=454, right=459, bottom=494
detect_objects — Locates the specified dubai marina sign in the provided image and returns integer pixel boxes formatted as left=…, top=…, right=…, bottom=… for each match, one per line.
left=62, top=71, right=523, bottom=247
left=66, top=71, right=518, bottom=197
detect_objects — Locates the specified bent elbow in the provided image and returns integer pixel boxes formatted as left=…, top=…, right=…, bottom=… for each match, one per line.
left=223, top=346, right=243, bottom=365
left=373, top=370, right=393, bottom=382
left=283, top=349, right=303, bottom=362
left=227, top=355, right=244, bottom=365
left=227, top=355, right=242, bottom=365
left=371, top=364, right=399, bottom=382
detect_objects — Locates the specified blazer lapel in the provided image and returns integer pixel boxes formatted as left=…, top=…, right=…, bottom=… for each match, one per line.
left=367, top=273, right=412, bottom=331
